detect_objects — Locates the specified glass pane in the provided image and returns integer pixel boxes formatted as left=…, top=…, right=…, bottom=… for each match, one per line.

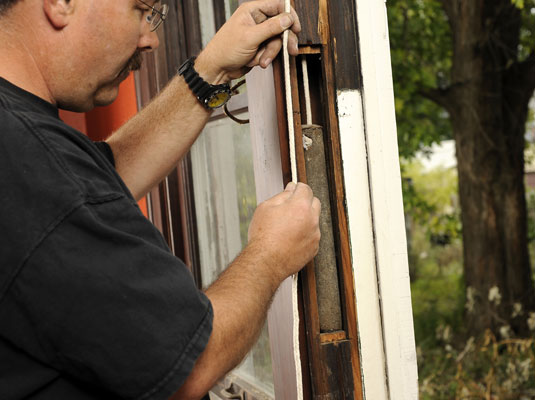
left=190, top=114, right=275, bottom=396
left=225, top=0, right=239, bottom=20
left=199, top=0, right=217, bottom=48
left=199, top=0, right=240, bottom=47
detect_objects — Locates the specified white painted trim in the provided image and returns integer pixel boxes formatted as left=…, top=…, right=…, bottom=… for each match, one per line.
left=352, top=0, right=419, bottom=399
left=338, top=90, right=389, bottom=400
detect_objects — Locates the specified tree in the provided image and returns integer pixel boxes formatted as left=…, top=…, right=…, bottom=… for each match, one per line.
left=388, top=0, right=535, bottom=335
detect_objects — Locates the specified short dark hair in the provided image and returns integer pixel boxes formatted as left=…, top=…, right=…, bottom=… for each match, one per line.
left=0, top=0, right=20, bottom=15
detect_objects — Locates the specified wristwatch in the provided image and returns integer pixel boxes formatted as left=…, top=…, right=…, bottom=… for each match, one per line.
left=178, top=57, right=231, bottom=109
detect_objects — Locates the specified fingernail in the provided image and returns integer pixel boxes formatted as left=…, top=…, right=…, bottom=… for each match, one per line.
left=262, top=58, right=272, bottom=67
left=280, top=15, right=293, bottom=29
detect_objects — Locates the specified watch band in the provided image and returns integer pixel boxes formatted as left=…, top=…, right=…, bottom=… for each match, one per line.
left=178, top=57, right=231, bottom=109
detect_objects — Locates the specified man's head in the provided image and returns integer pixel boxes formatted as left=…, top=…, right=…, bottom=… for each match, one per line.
left=0, top=0, right=161, bottom=111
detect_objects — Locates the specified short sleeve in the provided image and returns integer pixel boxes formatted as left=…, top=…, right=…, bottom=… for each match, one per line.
left=93, top=141, right=115, bottom=167
left=0, top=196, right=212, bottom=400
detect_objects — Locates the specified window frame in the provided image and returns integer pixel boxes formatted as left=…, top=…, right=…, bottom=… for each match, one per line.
left=133, top=0, right=418, bottom=398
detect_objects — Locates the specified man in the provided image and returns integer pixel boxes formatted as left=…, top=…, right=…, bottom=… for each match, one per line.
left=0, top=0, right=320, bottom=399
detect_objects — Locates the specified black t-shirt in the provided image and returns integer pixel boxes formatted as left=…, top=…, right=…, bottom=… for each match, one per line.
left=0, top=77, right=213, bottom=400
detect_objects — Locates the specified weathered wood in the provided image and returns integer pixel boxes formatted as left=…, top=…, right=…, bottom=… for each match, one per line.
left=354, top=0, right=418, bottom=397
left=327, top=0, right=361, bottom=90
left=320, top=330, right=346, bottom=344
left=319, top=340, right=355, bottom=399
left=293, top=0, right=322, bottom=45
left=303, top=125, right=343, bottom=332
left=320, top=42, right=364, bottom=400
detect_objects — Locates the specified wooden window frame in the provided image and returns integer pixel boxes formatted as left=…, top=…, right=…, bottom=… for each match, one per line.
left=133, top=0, right=418, bottom=398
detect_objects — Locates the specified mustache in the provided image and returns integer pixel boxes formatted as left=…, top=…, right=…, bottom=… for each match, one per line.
left=119, top=50, right=143, bottom=77
left=126, top=50, right=143, bottom=72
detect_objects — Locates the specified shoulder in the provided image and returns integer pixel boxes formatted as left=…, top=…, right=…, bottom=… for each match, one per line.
left=0, top=107, right=132, bottom=299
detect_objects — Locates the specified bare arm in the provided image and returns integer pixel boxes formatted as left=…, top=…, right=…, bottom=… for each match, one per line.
left=107, top=0, right=301, bottom=200
left=171, top=183, right=321, bottom=400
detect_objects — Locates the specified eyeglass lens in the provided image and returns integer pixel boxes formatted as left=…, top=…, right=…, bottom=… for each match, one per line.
left=148, top=4, right=168, bottom=31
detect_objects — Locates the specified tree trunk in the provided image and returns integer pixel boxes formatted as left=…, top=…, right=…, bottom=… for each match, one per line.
left=442, top=0, right=535, bottom=335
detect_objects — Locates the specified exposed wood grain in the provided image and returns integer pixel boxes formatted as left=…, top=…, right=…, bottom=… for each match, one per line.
left=293, top=0, right=322, bottom=45
left=321, top=39, right=364, bottom=400
left=320, top=330, right=347, bottom=343
left=320, top=340, right=355, bottom=399
left=327, top=0, right=361, bottom=90
left=298, top=46, right=321, bottom=55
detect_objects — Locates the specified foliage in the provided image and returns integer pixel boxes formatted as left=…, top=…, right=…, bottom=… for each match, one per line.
left=402, top=160, right=461, bottom=246
left=403, top=160, right=464, bottom=346
left=387, top=0, right=453, bottom=158
left=404, top=161, right=535, bottom=397
left=418, top=331, right=535, bottom=399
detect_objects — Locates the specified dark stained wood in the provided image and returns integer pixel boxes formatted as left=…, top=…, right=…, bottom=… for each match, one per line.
left=319, top=340, right=355, bottom=399
left=320, top=38, right=364, bottom=400
left=298, top=277, right=313, bottom=400
left=273, top=53, right=318, bottom=399
left=293, top=0, right=322, bottom=45
left=183, top=0, right=203, bottom=56
left=297, top=54, right=324, bottom=128
left=289, top=57, right=306, bottom=184
left=273, top=57, right=293, bottom=186
left=326, top=0, right=361, bottom=90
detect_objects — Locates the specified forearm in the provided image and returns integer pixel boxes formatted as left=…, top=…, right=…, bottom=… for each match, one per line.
left=172, top=241, right=281, bottom=400
left=106, top=55, right=224, bottom=201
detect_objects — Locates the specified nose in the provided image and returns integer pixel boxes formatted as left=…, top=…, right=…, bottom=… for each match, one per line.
left=138, top=29, right=160, bottom=52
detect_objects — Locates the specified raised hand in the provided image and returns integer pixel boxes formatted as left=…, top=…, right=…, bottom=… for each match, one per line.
left=195, top=0, right=301, bottom=84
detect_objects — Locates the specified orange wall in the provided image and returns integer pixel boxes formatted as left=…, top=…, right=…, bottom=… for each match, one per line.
left=58, top=73, right=148, bottom=217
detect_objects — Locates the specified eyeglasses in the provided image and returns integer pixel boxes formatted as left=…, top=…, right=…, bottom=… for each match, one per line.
left=138, top=0, right=168, bottom=32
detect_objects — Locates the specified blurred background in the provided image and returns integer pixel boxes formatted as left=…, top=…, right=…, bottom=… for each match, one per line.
left=387, top=0, right=535, bottom=397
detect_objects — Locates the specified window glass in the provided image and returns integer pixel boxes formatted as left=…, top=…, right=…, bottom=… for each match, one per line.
left=225, top=0, right=240, bottom=19
left=190, top=114, right=275, bottom=396
left=199, top=0, right=217, bottom=48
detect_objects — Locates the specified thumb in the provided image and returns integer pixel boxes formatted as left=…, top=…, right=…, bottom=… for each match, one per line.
left=268, top=182, right=296, bottom=206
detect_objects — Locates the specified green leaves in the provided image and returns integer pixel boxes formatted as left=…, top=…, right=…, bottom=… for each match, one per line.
left=387, top=0, right=453, bottom=158
left=512, top=0, right=525, bottom=9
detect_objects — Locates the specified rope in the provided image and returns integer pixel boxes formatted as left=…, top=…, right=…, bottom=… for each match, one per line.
left=283, top=2, right=303, bottom=399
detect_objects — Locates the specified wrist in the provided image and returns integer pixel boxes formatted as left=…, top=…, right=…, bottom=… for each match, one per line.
left=194, top=52, right=230, bottom=85
left=244, top=239, right=287, bottom=292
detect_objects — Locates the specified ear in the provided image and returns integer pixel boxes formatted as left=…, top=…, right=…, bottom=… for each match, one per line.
left=43, top=0, right=74, bottom=29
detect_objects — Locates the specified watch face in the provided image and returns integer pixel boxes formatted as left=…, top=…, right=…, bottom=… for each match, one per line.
left=206, top=91, right=231, bottom=109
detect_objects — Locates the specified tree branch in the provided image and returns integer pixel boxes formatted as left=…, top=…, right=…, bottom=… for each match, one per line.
left=504, top=51, right=535, bottom=117
left=418, top=87, right=454, bottom=115
left=500, top=51, right=535, bottom=137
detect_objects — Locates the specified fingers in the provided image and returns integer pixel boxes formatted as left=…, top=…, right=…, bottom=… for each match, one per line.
left=251, top=30, right=298, bottom=68
left=312, top=197, right=321, bottom=217
left=292, top=182, right=315, bottom=207
left=284, top=182, right=297, bottom=192
left=259, top=37, right=282, bottom=68
left=248, top=12, right=295, bottom=47
left=246, top=0, right=302, bottom=34
left=268, top=183, right=295, bottom=205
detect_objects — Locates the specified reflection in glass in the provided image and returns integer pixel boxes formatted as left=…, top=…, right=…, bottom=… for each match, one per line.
left=190, top=114, right=275, bottom=396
